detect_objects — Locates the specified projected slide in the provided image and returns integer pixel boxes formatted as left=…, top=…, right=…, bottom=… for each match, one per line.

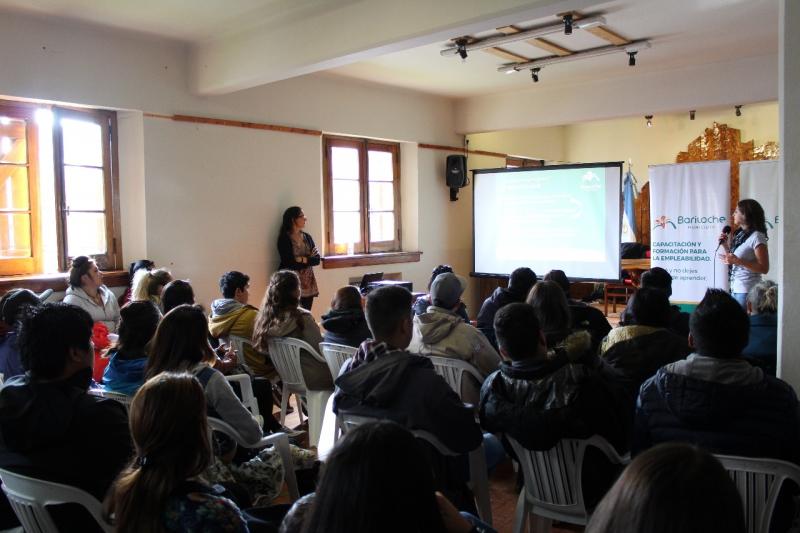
left=474, top=163, right=622, bottom=281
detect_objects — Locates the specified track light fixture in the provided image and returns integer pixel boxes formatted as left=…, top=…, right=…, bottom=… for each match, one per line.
left=628, top=51, right=637, bottom=66
left=456, top=40, right=468, bottom=61
left=499, top=40, right=650, bottom=73
left=563, top=14, right=573, bottom=35
left=531, top=68, right=540, bottom=82
left=645, top=115, right=653, bottom=128
left=690, top=110, right=696, bottom=120
left=735, top=105, right=742, bottom=117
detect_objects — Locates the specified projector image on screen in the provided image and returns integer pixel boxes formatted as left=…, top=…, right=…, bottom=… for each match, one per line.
left=473, top=162, right=623, bottom=282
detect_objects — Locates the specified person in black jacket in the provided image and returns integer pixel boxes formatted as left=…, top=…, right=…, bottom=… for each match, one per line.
left=321, top=285, right=371, bottom=348
left=476, top=267, right=537, bottom=348
left=543, top=269, right=611, bottom=353
left=634, top=289, right=800, bottom=463
left=638, top=267, right=690, bottom=337
left=0, top=303, right=133, bottom=530
left=277, top=206, right=320, bottom=310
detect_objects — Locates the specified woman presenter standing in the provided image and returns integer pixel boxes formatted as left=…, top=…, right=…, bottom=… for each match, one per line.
left=720, top=199, right=770, bottom=308
left=277, top=206, right=321, bottom=310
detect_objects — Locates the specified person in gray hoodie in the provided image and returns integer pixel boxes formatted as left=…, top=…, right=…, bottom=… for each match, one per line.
left=408, top=273, right=501, bottom=405
left=63, top=255, right=120, bottom=332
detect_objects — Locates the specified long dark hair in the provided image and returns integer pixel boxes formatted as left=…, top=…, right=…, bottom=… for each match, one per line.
left=116, top=301, right=161, bottom=359
left=586, top=443, right=745, bottom=533
left=280, top=206, right=303, bottom=236
left=526, top=280, right=571, bottom=340
left=253, top=270, right=303, bottom=352
left=737, top=198, right=768, bottom=236
left=301, top=421, right=446, bottom=533
left=161, top=280, right=195, bottom=314
left=145, top=305, right=215, bottom=378
left=104, top=372, right=211, bottom=533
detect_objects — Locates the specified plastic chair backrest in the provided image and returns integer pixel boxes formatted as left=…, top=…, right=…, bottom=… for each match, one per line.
left=715, top=454, right=800, bottom=533
left=0, top=468, right=112, bottom=532
left=319, top=342, right=357, bottom=380
left=427, top=356, right=484, bottom=401
left=267, top=337, right=325, bottom=392
left=207, top=417, right=300, bottom=501
left=224, top=373, right=260, bottom=417
left=87, top=388, right=133, bottom=407
left=507, top=435, right=627, bottom=525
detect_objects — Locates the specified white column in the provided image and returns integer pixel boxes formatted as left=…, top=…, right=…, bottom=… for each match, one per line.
left=778, top=0, right=800, bottom=388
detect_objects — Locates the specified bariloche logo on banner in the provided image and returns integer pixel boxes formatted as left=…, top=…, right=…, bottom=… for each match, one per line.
left=653, top=214, right=727, bottom=230
left=653, top=215, right=676, bottom=229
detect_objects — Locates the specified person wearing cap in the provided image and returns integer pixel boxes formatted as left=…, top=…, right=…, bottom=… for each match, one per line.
left=408, top=272, right=501, bottom=406
left=0, top=288, right=51, bottom=380
left=476, top=267, right=537, bottom=349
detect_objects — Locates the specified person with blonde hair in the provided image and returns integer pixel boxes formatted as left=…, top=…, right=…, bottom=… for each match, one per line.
left=743, top=280, right=778, bottom=375
left=130, top=267, right=173, bottom=308
left=104, top=372, right=248, bottom=532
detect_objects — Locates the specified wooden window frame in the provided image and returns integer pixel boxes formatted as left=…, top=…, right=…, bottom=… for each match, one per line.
left=323, top=135, right=402, bottom=256
left=0, top=103, right=42, bottom=276
left=52, top=106, right=123, bottom=272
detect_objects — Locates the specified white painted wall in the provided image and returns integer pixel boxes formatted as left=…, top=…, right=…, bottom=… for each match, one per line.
left=0, top=11, right=474, bottom=317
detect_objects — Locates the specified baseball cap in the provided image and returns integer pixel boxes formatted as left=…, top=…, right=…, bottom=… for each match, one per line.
left=430, top=273, right=467, bottom=309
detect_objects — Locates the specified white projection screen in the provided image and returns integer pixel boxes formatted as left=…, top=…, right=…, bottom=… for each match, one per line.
left=473, top=163, right=623, bottom=281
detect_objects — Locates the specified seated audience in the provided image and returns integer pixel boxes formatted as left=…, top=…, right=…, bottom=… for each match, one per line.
left=413, top=264, right=469, bottom=323
left=634, top=289, right=800, bottom=463
left=408, top=272, right=501, bottom=405
left=130, top=267, right=173, bottom=308
left=63, top=255, right=121, bottom=332
left=253, top=270, right=332, bottom=391
left=147, top=305, right=262, bottom=445
left=743, top=280, right=778, bottom=375
left=0, top=288, right=50, bottom=380
left=586, top=443, right=745, bottom=533
left=480, top=303, right=627, bottom=452
left=335, top=286, right=482, bottom=509
left=639, top=267, right=691, bottom=337
left=104, top=372, right=251, bottom=533
left=320, top=285, right=371, bottom=348
left=599, top=288, right=690, bottom=401
left=0, top=303, right=132, bottom=530
left=118, top=259, right=154, bottom=306
left=544, top=269, right=611, bottom=352
left=476, top=267, right=537, bottom=348
left=162, top=278, right=195, bottom=314
left=526, top=280, right=593, bottom=359
left=210, top=271, right=276, bottom=380
left=292, top=421, right=495, bottom=533
left=102, top=301, right=161, bottom=395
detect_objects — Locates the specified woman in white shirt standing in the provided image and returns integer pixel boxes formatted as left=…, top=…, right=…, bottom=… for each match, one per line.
left=63, top=255, right=121, bottom=332
left=719, top=199, right=770, bottom=309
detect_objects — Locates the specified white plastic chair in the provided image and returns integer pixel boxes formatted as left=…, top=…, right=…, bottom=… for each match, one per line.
left=338, top=412, right=493, bottom=525
left=0, top=467, right=113, bottom=532
left=224, top=373, right=260, bottom=418
left=715, top=454, right=800, bottom=533
left=267, top=337, right=332, bottom=447
left=207, top=417, right=300, bottom=501
left=427, top=356, right=484, bottom=402
left=87, top=388, right=133, bottom=407
left=319, top=342, right=357, bottom=381
left=507, top=435, right=628, bottom=532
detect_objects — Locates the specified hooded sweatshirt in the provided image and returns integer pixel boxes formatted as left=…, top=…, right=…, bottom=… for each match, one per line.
left=320, top=308, right=371, bottom=348
left=266, top=309, right=332, bottom=390
left=334, top=349, right=482, bottom=453
left=408, top=306, right=500, bottom=405
left=101, top=348, right=147, bottom=396
left=63, top=285, right=120, bottom=333
left=208, top=298, right=274, bottom=378
left=0, top=368, right=132, bottom=500
left=634, top=354, right=800, bottom=463
left=476, top=287, right=524, bottom=347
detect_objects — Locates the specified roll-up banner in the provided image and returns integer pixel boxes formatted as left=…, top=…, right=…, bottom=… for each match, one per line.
left=740, top=160, right=781, bottom=283
left=649, top=160, right=731, bottom=303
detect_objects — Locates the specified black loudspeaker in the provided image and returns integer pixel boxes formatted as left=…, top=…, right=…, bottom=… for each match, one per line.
left=446, top=155, right=467, bottom=188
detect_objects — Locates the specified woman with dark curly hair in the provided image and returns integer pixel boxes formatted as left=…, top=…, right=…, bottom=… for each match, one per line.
left=719, top=198, right=770, bottom=308
left=277, top=206, right=320, bottom=311
left=253, top=270, right=332, bottom=390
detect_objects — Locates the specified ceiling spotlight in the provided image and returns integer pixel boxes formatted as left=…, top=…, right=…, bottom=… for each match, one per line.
left=456, top=40, right=468, bottom=61
left=735, top=105, right=742, bottom=117
left=645, top=115, right=653, bottom=128
left=563, top=14, right=573, bottom=35
left=628, top=51, right=637, bottom=66
left=690, top=110, right=696, bottom=120
left=531, top=68, right=541, bottom=82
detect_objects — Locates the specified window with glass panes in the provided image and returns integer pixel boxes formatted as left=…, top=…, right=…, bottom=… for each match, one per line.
left=323, top=136, right=401, bottom=255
